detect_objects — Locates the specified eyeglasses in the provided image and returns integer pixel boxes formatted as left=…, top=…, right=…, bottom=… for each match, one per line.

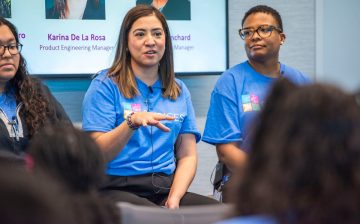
left=0, top=43, right=23, bottom=56
left=238, top=25, right=282, bottom=40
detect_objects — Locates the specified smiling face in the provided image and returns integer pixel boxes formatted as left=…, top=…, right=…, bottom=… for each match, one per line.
left=127, top=14, right=166, bottom=73
left=243, top=12, right=285, bottom=63
left=0, top=24, right=20, bottom=92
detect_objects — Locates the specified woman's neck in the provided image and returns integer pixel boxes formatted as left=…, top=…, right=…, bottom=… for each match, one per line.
left=0, top=82, right=6, bottom=93
left=132, top=65, right=159, bottom=86
left=66, top=0, right=88, bottom=19
left=248, top=58, right=280, bottom=78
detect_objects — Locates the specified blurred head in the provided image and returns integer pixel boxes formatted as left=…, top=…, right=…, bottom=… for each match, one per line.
left=108, top=4, right=179, bottom=100
left=233, top=79, right=360, bottom=223
left=0, top=165, right=76, bottom=224
left=27, top=123, right=106, bottom=193
left=240, top=5, right=285, bottom=63
left=0, top=149, right=25, bottom=168
left=72, top=194, right=121, bottom=224
left=0, top=17, right=22, bottom=92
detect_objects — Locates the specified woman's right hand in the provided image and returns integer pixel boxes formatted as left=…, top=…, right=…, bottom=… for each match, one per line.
left=129, top=112, right=175, bottom=132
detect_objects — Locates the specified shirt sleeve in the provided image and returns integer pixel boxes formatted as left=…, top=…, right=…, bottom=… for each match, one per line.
left=178, top=83, right=201, bottom=142
left=202, top=73, right=242, bottom=145
left=82, top=76, right=119, bottom=132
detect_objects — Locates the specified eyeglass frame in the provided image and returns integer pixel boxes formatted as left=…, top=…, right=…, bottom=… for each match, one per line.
left=238, top=25, right=283, bottom=40
left=0, top=43, right=23, bottom=56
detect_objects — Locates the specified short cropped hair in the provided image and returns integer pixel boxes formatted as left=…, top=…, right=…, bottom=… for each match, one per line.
left=242, top=5, right=283, bottom=31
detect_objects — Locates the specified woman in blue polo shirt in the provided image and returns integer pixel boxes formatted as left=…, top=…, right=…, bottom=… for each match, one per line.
left=82, top=5, right=217, bottom=208
left=0, top=17, right=70, bottom=156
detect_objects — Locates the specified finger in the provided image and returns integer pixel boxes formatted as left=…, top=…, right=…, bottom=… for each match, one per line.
left=147, top=119, right=160, bottom=126
left=156, top=123, right=170, bottom=132
left=155, top=114, right=175, bottom=121
left=164, top=115, right=175, bottom=121
left=141, top=119, right=148, bottom=127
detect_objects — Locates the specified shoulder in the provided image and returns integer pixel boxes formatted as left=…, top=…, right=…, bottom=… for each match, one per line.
left=27, top=77, right=51, bottom=95
left=280, top=63, right=312, bottom=84
left=175, top=78, right=190, bottom=96
left=214, top=62, right=248, bottom=93
left=91, top=69, right=117, bottom=87
left=92, top=69, right=109, bottom=80
left=217, top=62, right=248, bottom=84
left=175, top=78, right=186, bottom=88
left=85, top=69, right=121, bottom=98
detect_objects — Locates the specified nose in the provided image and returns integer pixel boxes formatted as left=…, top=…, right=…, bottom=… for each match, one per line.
left=251, top=30, right=261, bottom=41
left=144, top=34, right=156, bottom=46
left=1, top=47, right=12, bottom=57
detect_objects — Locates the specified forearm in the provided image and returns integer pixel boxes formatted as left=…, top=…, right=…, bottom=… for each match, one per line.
left=90, top=121, right=133, bottom=161
left=165, top=134, right=197, bottom=208
left=168, top=155, right=197, bottom=202
left=216, top=142, right=247, bottom=173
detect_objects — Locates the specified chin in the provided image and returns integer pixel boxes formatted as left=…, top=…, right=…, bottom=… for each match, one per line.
left=143, top=62, right=161, bottom=68
left=249, top=55, right=267, bottom=62
left=0, top=72, right=16, bottom=81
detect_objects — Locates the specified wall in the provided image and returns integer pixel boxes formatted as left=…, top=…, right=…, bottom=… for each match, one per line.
left=316, top=0, right=360, bottom=92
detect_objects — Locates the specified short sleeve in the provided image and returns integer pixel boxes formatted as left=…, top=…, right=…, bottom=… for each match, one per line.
left=82, top=75, right=119, bottom=132
left=202, top=73, right=242, bottom=145
left=202, top=91, right=242, bottom=145
left=179, top=85, right=201, bottom=142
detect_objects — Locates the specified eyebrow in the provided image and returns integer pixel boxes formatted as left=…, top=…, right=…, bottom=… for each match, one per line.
left=242, top=24, right=273, bottom=29
left=132, top=27, right=164, bottom=33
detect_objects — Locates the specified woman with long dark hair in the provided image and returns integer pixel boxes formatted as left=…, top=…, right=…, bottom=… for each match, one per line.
left=0, top=17, right=70, bottom=155
left=82, top=5, right=217, bottom=208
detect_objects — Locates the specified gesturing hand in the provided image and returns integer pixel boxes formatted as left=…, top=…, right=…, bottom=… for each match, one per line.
left=130, top=112, right=175, bottom=132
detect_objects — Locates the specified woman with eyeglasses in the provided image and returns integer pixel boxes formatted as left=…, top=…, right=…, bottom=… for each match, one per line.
left=202, top=5, right=311, bottom=202
left=0, top=17, right=70, bottom=156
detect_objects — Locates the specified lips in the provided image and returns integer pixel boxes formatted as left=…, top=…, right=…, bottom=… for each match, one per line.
left=0, top=63, right=15, bottom=70
left=144, top=50, right=157, bottom=55
left=250, top=44, right=265, bottom=49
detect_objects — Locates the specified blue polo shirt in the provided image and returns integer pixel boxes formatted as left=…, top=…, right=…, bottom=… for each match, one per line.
left=203, top=61, right=311, bottom=151
left=215, top=215, right=277, bottom=224
left=82, top=70, right=200, bottom=176
left=0, top=89, right=17, bottom=121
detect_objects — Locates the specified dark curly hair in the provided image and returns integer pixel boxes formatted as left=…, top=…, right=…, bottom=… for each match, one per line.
left=1, top=17, right=56, bottom=137
left=232, top=79, right=360, bottom=223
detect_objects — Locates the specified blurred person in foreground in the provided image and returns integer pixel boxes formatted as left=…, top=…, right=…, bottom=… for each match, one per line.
left=217, top=78, right=360, bottom=224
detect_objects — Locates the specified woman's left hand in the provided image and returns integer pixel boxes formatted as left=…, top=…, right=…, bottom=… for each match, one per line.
left=164, top=196, right=181, bottom=209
